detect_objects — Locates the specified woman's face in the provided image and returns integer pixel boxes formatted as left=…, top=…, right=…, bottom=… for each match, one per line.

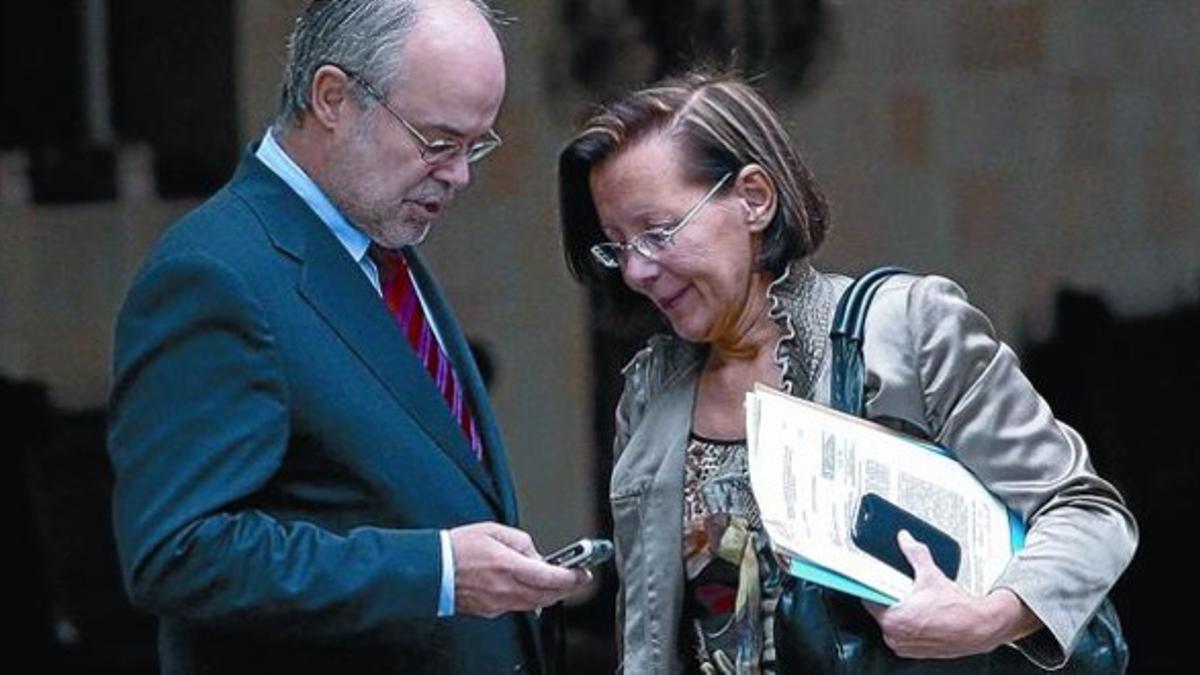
left=589, top=136, right=768, bottom=344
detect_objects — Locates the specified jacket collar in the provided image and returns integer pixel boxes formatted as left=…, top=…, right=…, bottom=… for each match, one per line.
left=621, top=260, right=837, bottom=400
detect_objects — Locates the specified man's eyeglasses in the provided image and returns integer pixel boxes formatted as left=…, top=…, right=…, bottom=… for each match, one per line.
left=591, top=173, right=732, bottom=269
left=330, top=64, right=502, bottom=165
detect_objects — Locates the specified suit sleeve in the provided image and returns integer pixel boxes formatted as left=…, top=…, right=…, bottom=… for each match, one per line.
left=108, top=252, right=442, bottom=643
left=867, top=275, right=1137, bottom=668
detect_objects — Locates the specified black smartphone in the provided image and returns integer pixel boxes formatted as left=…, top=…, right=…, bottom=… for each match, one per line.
left=544, top=538, right=614, bottom=569
left=851, top=492, right=961, bottom=580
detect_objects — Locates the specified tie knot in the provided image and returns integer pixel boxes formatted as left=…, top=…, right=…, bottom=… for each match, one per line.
left=369, top=243, right=408, bottom=284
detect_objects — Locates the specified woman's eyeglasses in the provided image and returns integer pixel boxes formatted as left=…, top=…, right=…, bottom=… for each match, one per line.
left=590, top=172, right=732, bottom=269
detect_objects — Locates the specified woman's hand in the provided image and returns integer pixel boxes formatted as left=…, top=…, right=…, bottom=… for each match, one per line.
left=862, top=530, right=1043, bottom=659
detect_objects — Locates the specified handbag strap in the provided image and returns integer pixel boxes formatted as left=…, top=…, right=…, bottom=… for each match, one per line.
left=830, top=266, right=909, bottom=416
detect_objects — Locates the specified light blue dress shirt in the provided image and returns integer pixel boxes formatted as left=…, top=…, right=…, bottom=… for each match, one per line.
left=255, top=131, right=457, bottom=617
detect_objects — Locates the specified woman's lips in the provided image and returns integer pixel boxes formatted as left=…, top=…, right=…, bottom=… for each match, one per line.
left=657, top=286, right=689, bottom=311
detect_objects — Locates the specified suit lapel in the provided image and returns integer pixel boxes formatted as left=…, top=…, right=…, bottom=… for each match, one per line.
left=232, top=154, right=504, bottom=512
left=405, top=250, right=518, bottom=524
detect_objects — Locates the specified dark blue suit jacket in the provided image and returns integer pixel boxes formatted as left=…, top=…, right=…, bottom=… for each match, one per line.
left=108, top=152, right=541, bottom=673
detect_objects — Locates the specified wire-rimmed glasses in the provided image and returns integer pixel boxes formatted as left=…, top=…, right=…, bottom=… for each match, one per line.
left=590, top=172, right=733, bottom=269
left=330, top=63, right=502, bottom=165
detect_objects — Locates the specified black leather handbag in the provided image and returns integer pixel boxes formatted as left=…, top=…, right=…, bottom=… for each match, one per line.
left=773, top=267, right=1129, bottom=673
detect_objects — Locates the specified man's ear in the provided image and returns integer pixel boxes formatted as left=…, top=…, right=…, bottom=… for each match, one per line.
left=736, top=164, right=777, bottom=233
left=309, top=64, right=356, bottom=132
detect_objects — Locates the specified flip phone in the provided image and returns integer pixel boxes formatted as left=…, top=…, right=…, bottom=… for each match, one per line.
left=852, top=492, right=961, bottom=580
left=544, top=538, right=614, bottom=569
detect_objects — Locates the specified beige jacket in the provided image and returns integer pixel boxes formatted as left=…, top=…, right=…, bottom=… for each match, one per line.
left=609, top=263, right=1137, bottom=673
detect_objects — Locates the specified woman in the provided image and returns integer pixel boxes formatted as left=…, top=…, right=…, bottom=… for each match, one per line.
left=557, top=72, right=1137, bottom=673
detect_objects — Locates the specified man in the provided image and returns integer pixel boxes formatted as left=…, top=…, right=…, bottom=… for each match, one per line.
left=107, top=1, right=588, bottom=672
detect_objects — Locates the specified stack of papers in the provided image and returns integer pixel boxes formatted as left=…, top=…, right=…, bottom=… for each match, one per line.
left=745, top=384, right=1024, bottom=605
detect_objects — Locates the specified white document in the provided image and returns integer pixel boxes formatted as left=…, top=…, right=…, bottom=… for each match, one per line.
left=746, top=384, right=1022, bottom=603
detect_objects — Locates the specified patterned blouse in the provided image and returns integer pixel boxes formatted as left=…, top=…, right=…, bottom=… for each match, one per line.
left=682, top=434, right=785, bottom=674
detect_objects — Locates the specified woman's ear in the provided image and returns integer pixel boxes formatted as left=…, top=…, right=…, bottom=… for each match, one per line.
left=736, top=164, right=777, bottom=233
left=309, top=64, right=355, bottom=132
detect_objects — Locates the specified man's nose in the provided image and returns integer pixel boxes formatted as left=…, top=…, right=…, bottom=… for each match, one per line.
left=433, top=153, right=471, bottom=191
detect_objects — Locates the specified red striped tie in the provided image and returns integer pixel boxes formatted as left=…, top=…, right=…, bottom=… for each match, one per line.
left=370, top=246, right=485, bottom=462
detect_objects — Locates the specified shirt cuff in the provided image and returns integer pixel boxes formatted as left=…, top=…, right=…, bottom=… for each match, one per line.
left=437, top=530, right=455, bottom=617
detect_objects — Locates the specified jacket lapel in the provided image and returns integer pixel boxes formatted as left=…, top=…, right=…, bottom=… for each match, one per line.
left=627, top=362, right=696, bottom=673
left=232, top=154, right=504, bottom=512
left=404, top=250, right=518, bottom=524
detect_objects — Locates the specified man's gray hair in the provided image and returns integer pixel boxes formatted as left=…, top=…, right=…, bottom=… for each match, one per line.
left=273, top=0, right=501, bottom=132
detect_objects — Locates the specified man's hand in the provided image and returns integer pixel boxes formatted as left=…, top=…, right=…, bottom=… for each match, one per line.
left=863, top=530, right=1043, bottom=659
left=448, top=522, right=593, bottom=618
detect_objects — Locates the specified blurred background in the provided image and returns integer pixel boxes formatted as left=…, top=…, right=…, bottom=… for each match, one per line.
left=2, top=1, right=1196, bottom=672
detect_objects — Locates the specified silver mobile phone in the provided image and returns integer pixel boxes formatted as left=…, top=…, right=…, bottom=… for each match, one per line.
left=544, top=538, right=613, bottom=569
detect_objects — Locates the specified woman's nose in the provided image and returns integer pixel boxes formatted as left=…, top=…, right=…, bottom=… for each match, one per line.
left=620, top=251, right=660, bottom=291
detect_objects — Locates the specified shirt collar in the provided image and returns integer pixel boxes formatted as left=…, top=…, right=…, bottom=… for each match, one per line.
left=255, top=129, right=372, bottom=265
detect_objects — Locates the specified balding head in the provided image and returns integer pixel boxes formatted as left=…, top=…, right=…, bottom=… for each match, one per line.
left=392, top=0, right=506, bottom=127
left=275, top=0, right=503, bottom=133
